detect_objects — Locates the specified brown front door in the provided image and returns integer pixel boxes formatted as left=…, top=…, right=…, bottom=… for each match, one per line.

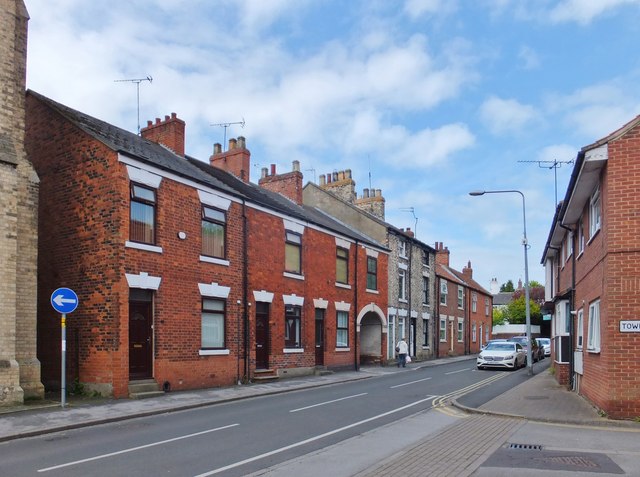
left=129, top=291, right=153, bottom=380
left=255, top=302, right=269, bottom=369
left=315, top=308, right=325, bottom=366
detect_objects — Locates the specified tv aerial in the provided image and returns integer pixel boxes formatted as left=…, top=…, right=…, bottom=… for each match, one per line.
left=114, top=75, right=153, bottom=134
left=518, top=158, right=574, bottom=207
left=211, top=119, right=245, bottom=149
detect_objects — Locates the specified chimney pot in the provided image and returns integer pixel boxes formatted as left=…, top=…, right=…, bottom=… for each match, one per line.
left=165, top=115, right=170, bottom=121
left=237, top=136, right=246, bottom=149
left=171, top=112, right=177, bottom=119
left=270, top=164, right=276, bottom=175
left=338, top=170, right=344, bottom=181
left=332, top=172, right=338, bottom=182
left=346, top=169, right=352, bottom=179
left=319, top=174, right=326, bottom=186
left=155, top=117, right=161, bottom=125
left=261, top=167, right=268, bottom=179
left=229, top=138, right=237, bottom=150
left=213, top=143, right=222, bottom=154
left=363, top=188, right=369, bottom=198
left=147, top=120, right=152, bottom=127
left=292, top=160, right=300, bottom=172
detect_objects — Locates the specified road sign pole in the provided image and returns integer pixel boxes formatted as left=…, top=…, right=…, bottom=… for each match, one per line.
left=61, top=313, right=66, bottom=408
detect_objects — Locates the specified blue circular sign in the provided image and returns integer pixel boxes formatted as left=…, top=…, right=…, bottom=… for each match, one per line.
left=51, top=287, right=79, bottom=314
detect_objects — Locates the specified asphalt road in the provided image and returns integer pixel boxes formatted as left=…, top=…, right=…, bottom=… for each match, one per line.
left=0, top=360, right=537, bottom=477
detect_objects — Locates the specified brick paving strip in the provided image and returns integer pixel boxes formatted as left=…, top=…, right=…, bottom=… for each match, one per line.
left=355, top=414, right=525, bottom=477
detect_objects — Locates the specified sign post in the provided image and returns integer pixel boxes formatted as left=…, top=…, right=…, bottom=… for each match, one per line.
left=51, top=288, right=79, bottom=408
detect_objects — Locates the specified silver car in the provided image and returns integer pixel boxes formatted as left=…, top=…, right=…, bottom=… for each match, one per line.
left=477, top=342, right=526, bottom=370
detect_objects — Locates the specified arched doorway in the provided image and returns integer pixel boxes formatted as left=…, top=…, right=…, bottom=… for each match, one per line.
left=357, top=304, right=387, bottom=365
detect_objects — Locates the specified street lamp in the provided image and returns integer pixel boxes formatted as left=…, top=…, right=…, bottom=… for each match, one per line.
left=469, top=189, right=533, bottom=376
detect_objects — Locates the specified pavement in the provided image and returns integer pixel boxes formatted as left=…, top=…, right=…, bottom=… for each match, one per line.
left=1, top=355, right=639, bottom=476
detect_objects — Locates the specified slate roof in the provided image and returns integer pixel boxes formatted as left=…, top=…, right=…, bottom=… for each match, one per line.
left=28, top=90, right=386, bottom=251
left=492, top=292, right=513, bottom=306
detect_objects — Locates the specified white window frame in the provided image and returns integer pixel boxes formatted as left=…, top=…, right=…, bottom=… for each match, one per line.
left=399, top=317, right=406, bottom=340
left=576, top=309, right=584, bottom=349
left=472, top=323, right=477, bottom=342
left=398, top=269, right=407, bottom=301
left=457, top=318, right=464, bottom=342
left=439, top=316, right=447, bottom=342
left=472, top=292, right=477, bottom=313
left=589, top=187, right=601, bottom=238
left=587, top=300, right=600, bottom=353
left=578, top=219, right=585, bottom=255
left=457, top=286, right=464, bottom=309
left=398, top=240, right=407, bottom=259
left=440, top=280, right=448, bottom=305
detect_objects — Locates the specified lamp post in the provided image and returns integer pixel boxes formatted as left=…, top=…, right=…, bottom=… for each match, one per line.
left=469, top=189, right=533, bottom=376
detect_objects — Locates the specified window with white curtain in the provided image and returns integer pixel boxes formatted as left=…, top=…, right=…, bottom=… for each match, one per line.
left=202, top=298, right=225, bottom=349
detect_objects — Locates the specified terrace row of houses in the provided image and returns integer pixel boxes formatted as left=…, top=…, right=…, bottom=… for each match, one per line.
left=1, top=0, right=493, bottom=403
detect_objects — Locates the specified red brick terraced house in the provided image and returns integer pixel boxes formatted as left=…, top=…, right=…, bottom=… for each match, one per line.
left=434, top=243, right=492, bottom=358
left=26, top=91, right=389, bottom=398
left=303, top=174, right=438, bottom=365
left=541, top=114, right=640, bottom=420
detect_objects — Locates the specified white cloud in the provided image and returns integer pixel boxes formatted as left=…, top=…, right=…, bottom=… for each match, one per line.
left=536, top=144, right=578, bottom=165
left=546, top=82, right=640, bottom=140
left=482, top=0, right=640, bottom=25
left=479, top=96, right=539, bottom=135
left=403, top=0, right=458, bottom=19
left=549, top=0, right=640, bottom=25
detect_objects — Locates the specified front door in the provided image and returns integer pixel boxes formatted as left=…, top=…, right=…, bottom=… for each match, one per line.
left=315, top=308, right=325, bottom=366
left=255, top=302, right=269, bottom=369
left=129, top=295, right=153, bottom=380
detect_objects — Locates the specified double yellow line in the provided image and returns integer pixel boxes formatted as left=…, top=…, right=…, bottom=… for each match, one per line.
left=432, top=373, right=507, bottom=417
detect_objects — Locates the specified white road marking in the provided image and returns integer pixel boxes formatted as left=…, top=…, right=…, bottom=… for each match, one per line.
left=390, top=377, right=433, bottom=388
left=37, top=424, right=239, bottom=473
left=445, top=368, right=471, bottom=375
left=290, top=393, right=368, bottom=412
left=193, top=396, right=436, bottom=477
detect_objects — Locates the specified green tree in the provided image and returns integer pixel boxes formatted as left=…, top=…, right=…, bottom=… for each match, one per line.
left=504, top=296, right=542, bottom=324
left=500, top=280, right=515, bottom=292
left=528, top=280, right=543, bottom=288
left=492, top=307, right=506, bottom=326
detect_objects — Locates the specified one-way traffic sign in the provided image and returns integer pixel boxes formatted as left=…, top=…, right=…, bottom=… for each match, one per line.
left=50, top=287, right=79, bottom=314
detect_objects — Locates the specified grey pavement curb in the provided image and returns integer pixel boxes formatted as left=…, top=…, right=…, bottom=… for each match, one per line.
left=451, top=393, right=640, bottom=430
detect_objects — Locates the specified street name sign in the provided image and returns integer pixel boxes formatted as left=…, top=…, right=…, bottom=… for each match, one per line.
left=620, top=320, right=640, bottom=332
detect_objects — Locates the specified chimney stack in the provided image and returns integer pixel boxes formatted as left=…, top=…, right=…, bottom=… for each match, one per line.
left=209, top=136, right=251, bottom=182
left=140, top=112, right=186, bottom=156
left=462, top=260, right=473, bottom=281
left=435, top=241, right=450, bottom=267
left=258, top=160, right=304, bottom=204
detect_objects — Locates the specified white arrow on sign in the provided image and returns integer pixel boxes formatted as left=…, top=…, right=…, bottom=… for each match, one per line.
left=53, top=294, right=77, bottom=307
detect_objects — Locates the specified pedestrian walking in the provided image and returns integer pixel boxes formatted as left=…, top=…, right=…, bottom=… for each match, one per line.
left=396, top=338, right=409, bottom=367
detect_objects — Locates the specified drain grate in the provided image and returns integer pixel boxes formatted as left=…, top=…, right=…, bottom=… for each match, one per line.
left=537, top=455, right=599, bottom=468
left=509, top=443, right=543, bottom=450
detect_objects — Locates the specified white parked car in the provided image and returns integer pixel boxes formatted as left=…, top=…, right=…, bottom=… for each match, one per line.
left=536, top=338, right=551, bottom=357
left=477, top=341, right=526, bottom=370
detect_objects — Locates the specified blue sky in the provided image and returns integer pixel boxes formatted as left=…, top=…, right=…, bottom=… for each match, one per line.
left=25, top=0, right=640, bottom=291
